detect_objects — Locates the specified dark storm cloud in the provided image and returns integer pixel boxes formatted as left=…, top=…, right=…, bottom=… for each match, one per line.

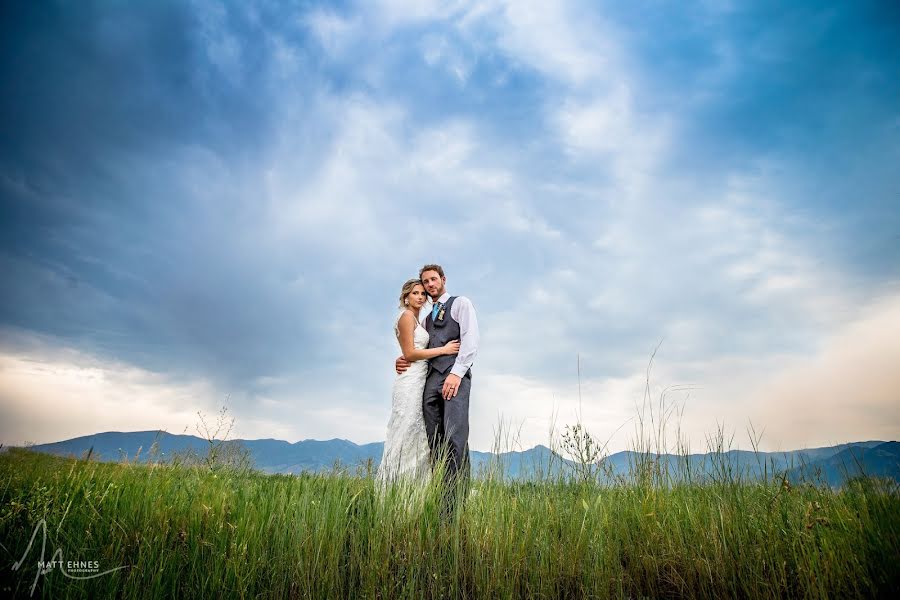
left=0, top=0, right=329, bottom=385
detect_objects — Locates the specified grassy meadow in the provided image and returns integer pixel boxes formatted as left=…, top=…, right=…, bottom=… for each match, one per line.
left=1, top=440, right=898, bottom=599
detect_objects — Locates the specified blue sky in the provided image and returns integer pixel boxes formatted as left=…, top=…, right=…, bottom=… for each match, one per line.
left=1, top=0, right=898, bottom=452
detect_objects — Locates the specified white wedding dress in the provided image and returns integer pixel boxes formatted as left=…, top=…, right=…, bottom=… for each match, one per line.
left=375, top=311, right=432, bottom=488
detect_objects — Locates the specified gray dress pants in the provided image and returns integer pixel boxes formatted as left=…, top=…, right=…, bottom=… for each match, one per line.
left=422, top=368, right=471, bottom=512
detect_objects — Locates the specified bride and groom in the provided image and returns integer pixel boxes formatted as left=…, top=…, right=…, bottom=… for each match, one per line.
left=376, top=264, right=479, bottom=510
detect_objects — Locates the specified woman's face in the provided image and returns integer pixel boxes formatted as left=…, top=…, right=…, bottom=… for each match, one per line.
left=407, top=284, right=428, bottom=309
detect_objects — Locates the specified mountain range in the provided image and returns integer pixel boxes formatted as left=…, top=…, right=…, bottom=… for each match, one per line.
left=19, top=431, right=900, bottom=486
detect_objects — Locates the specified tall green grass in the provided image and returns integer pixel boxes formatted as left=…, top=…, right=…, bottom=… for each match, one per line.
left=1, top=438, right=897, bottom=598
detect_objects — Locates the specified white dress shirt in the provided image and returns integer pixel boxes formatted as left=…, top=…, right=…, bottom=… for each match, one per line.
left=421, top=292, right=479, bottom=378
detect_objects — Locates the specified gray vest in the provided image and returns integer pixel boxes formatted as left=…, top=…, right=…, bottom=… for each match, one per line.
left=425, top=296, right=468, bottom=376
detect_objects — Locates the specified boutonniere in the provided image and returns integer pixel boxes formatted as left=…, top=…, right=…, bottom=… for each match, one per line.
left=437, top=304, right=446, bottom=322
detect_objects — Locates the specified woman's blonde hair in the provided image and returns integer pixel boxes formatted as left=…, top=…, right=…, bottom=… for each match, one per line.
left=398, top=278, right=424, bottom=309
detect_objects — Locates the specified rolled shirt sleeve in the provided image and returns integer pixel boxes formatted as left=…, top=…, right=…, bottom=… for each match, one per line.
left=449, top=296, right=479, bottom=378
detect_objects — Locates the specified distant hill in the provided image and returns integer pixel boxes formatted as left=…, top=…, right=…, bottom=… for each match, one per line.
left=24, top=431, right=898, bottom=485
left=26, top=431, right=385, bottom=475
left=786, top=441, right=900, bottom=487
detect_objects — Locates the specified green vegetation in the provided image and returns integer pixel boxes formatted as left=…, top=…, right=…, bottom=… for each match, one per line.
left=1, top=442, right=897, bottom=599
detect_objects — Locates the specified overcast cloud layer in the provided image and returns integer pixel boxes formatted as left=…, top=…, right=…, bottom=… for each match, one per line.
left=2, top=0, right=898, bottom=452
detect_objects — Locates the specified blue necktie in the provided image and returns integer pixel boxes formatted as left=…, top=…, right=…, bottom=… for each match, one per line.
left=431, top=302, right=441, bottom=321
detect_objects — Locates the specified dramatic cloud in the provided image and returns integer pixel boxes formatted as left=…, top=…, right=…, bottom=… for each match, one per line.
left=1, top=0, right=898, bottom=450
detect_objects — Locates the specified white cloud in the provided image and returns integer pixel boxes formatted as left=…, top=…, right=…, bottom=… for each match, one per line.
left=259, top=92, right=551, bottom=263
left=192, top=0, right=245, bottom=85
left=0, top=331, right=222, bottom=446
left=304, top=10, right=361, bottom=59
left=747, top=292, right=900, bottom=448
left=0, top=328, right=395, bottom=448
left=471, top=370, right=646, bottom=451
left=421, top=33, right=472, bottom=83
left=490, top=0, right=620, bottom=88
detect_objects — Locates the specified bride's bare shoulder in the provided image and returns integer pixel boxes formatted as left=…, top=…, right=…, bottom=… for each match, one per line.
left=397, top=310, right=417, bottom=326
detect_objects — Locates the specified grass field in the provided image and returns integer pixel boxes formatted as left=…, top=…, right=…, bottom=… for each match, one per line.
left=1, top=443, right=898, bottom=599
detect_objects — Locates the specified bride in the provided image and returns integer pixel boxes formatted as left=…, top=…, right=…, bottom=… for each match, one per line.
left=375, top=278, right=460, bottom=488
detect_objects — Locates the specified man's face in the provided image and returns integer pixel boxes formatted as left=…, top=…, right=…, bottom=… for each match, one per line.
left=421, top=270, right=446, bottom=300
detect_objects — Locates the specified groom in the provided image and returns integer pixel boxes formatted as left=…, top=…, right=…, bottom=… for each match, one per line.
left=396, top=264, right=479, bottom=513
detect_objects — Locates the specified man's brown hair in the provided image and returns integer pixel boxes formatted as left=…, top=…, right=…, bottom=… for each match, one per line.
left=419, top=264, right=445, bottom=279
